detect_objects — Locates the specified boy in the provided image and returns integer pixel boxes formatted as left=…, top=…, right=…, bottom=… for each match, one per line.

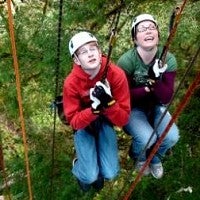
left=63, top=31, right=130, bottom=191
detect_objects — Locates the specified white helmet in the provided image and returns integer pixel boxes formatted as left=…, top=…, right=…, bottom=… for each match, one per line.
left=131, top=14, right=158, bottom=38
left=68, top=31, right=98, bottom=56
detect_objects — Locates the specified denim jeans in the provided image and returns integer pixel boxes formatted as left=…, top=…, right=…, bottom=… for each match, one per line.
left=124, top=105, right=179, bottom=164
left=72, top=117, right=119, bottom=184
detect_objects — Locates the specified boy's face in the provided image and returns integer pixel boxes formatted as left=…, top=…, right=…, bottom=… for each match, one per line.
left=74, top=42, right=101, bottom=71
left=135, top=20, right=159, bottom=50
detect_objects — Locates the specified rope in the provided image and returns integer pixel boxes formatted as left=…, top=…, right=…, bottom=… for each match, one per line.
left=6, top=0, right=33, bottom=199
left=101, top=0, right=124, bottom=83
left=50, top=0, right=63, bottom=198
left=122, top=45, right=200, bottom=200
left=160, top=0, right=188, bottom=65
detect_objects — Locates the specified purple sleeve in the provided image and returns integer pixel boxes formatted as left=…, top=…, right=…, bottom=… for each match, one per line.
left=125, top=75, right=148, bottom=103
left=130, top=87, right=148, bottom=102
left=153, top=71, right=176, bottom=104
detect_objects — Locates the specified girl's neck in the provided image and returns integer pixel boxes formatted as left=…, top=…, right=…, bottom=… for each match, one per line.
left=137, top=46, right=157, bottom=65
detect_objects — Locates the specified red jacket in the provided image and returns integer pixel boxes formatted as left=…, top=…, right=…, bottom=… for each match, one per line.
left=63, top=55, right=130, bottom=130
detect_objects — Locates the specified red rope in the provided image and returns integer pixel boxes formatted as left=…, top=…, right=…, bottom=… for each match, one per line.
left=123, top=72, right=200, bottom=200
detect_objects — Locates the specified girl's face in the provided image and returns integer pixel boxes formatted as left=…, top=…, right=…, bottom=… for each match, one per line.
left=135, top=21, right=159, bottom=50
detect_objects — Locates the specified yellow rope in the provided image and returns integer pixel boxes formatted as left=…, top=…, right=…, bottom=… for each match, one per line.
left=6, top=0, right=33, bottom=199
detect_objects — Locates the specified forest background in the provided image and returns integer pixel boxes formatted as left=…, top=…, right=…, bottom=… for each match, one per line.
left=0, top=0, right=199, bottom=199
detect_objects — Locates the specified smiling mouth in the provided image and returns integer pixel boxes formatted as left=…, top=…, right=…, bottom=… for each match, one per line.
left=144, top=37, right=154, bottom=41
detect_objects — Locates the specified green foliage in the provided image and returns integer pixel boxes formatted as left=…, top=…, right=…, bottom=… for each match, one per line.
left=0, top=0, right=200, bottom=199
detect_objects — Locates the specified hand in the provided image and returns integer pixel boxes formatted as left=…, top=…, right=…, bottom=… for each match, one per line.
left=144, top=86, right=151, bottom=92
left=144, top=79, right=155, bottom=92
left=149, top=59, right=168, bottom=79
left=146, top=78, right=155, bottom=87
left=90, top=88, right=101, bottom=114
left=92, top=80, right=116, bottom=108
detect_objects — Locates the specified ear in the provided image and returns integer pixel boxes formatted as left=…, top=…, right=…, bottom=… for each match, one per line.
left=73, top=56, right=81, bottom=65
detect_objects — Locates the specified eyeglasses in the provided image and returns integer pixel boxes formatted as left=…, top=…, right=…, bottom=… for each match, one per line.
left=137, top=25, right=157, bottom=33
left=76, top=45, right=99, bottom=56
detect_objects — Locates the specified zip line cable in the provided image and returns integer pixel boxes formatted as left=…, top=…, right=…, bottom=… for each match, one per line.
left=6, top=0, right=33, bottom=199
left=50, top=0, right=63, bottom=199
left=122, top=45, right=200, bottom=200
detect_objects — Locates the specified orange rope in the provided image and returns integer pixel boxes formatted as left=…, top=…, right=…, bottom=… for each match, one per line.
left=122, top=72, right=200, bottom=200
left=6, top=0, right=33, bottom=199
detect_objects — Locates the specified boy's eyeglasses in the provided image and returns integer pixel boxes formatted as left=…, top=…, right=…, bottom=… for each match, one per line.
left=77, top=45, right=99, bottom=56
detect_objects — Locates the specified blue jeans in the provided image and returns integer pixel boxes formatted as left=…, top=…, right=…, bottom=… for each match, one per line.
left=72, top=118, right=119, bottom=184
left=124, top=105, right=179, bottom=164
